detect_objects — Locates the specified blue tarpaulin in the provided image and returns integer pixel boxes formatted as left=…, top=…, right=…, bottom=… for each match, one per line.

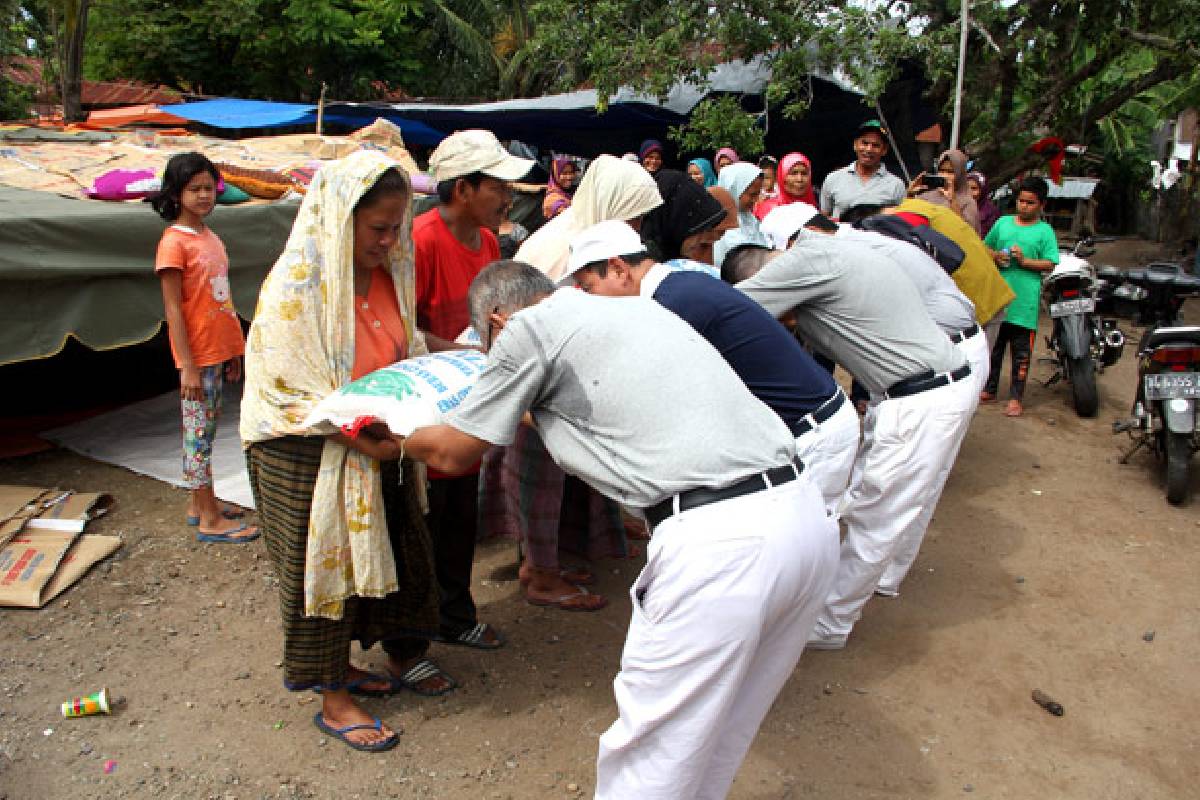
left=163, top=98, right=448, bottom=146
left=168, top=98, right=317, bottom=128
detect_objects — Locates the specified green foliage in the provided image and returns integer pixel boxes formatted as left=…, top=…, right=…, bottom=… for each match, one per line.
left=523, top=0, right=1200, bottom=182
left=0, top=0, right=34, bottom=119
left=85, top=0, right=424, bottom=100
left=669, top=96, right=763, bottom=159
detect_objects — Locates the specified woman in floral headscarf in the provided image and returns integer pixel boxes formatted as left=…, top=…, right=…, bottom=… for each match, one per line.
left=754, top=151, right=817, bottom=220
left=241, top=151, right=444, bottom=753
left=541, top=157, right=579, bottom=220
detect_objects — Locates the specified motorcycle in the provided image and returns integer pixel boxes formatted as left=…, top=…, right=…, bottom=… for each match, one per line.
left=1112, top=262, right=1200, bottom=504
left=1040, top=240, right=1126, bottom=417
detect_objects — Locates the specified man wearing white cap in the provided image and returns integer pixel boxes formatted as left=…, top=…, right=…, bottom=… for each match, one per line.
left=409, top=129, right=533, bottom=655
left=397, top=259, right=837, bottom=800
left=569, top=219, right=859, bottom=511
left=731, top=216, right=976, bottom=650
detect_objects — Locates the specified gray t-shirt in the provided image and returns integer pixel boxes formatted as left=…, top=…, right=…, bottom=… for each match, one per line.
left=819, top=162, right=907, bottom=219
left=448, top=289, right=795, bottom=508
left=836, top=226, right=976, bottom=335
left=736, top=229, right=966, bottom=394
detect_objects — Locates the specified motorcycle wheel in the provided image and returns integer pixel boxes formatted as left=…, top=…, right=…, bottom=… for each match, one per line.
left=1165, top=431, right=1191, bottom=505
left=1067, top=356, right=1099, bottom=417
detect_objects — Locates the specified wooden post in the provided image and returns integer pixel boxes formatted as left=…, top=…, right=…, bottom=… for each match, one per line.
left=315, top=82, right=328, bottom=135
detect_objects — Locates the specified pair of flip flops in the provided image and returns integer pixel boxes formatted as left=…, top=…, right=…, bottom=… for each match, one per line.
left=185, top=507, right=245, bottom=526
left=195, top=524, right=259, bottom=544
left=346, top=659, right=458, bottom=698
left=312, top=712, right=398, bottom=752
left=434, top=622, right=506, bottom=650
left=526, top=584, right=609, bottom=612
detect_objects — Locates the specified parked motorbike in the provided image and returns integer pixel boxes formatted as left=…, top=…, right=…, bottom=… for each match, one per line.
left=1112, top=262, right=1200, bottom=504
left=1041, top=240, right=1126, bottom=417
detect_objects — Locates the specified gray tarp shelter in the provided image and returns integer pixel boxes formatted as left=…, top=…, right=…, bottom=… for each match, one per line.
left=0, top=186, right=298, bottom=367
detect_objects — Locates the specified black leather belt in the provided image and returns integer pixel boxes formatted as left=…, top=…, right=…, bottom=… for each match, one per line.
left=789, top=389, right=846, bottom=437
left=645, top=458, right=804, bottom=531
left=883, top=363, right=972, bottom=400
left=949, top=323, right=980, bottom=344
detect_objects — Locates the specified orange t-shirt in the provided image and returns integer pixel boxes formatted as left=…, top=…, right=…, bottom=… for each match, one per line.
left=352, top=270, right=409, bottom=380
left=154, top=225, right=245, bottom=369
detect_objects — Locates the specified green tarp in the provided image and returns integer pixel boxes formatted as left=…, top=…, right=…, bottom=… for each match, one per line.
left=0, top=186, right=299, bottom=366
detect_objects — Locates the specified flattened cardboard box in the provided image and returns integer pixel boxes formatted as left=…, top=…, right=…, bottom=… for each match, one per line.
left=0, top=486, right=118, bottom=608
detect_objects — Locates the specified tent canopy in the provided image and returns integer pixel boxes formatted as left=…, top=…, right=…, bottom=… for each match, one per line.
left=0, top=186, right=297, bottom=366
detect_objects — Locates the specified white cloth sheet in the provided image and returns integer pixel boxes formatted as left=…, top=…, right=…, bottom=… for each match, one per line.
left=42, top=386, right=254, bottom=509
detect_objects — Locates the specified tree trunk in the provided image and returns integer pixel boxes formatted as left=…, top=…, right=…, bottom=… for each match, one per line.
left=59, top=0, right=90, bottom=123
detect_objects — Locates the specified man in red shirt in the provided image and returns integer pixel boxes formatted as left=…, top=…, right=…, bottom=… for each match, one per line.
left=413, top=129, right=533, bottom=654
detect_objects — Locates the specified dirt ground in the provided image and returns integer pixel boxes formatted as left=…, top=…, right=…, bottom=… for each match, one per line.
left=2, top=237, right=1198, bottom=800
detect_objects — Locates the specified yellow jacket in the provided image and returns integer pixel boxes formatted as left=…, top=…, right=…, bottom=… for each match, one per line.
left=897, top=198, right=1015, bottom=325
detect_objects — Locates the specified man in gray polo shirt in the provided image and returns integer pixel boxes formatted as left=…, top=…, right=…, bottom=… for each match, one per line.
left=819, top=119, right=907, bottom=219
left=731, top=225, right=976, bottom=650
left=399, top=260, right=837, bottom=800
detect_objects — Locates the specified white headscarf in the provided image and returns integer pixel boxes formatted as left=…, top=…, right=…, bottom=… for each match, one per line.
left=717, top=162, right=765, bottom=230
left=516, top=154, right=662, bottom=281
left=241, top=150, right=424, bottom=619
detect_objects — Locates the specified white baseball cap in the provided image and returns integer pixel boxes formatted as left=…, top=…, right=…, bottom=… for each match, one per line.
left=760, top=202, right=822, bottom=250
left=427, top=129, right=535, bottom=183
left=567, top=220, right=647, bottom=276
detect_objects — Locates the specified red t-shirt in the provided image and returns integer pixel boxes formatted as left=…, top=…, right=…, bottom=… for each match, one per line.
left=413, top=208, right=496, bottom=479
left=413, top=208, right=500, bottom=342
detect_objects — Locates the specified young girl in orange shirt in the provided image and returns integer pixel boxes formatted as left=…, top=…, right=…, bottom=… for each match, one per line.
left=152, top=153, right=257, bottom=543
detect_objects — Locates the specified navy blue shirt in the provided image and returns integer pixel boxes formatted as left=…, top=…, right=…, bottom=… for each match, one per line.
left=651, top=269, right=838, bottom=425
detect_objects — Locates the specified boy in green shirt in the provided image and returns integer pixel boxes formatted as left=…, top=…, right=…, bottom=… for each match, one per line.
left=981, top=176, right=1059, bottom=416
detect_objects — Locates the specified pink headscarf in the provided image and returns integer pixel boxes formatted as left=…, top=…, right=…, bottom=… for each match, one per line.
left=714, top=147, right=740, bottom=171
left=753, top=152, right=816, bottom=220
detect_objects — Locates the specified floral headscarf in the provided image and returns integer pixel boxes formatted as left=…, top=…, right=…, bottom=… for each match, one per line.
left=754, top=151, right=816, bottom=219
left=687, top=157, right=718, bottom=188
left=241, top=150, right=422, bottom=619
left=639, top=139, right=664, bottom=161
left=542, top=157, right=577, bottom=220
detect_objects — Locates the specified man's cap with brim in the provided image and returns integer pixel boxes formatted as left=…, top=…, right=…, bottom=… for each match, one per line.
left=760, top=203, right=822, bottom=250
left=566, top=219, right=646, bottom=278
left=428, top=129, right=535, bottom=183
left=854, top=119, right=889, bottom=140
left=713, top=227, right=772, bottom=271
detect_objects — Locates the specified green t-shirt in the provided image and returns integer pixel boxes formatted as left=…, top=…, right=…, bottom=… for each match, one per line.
left=984, top=215, right=1059, bottom=330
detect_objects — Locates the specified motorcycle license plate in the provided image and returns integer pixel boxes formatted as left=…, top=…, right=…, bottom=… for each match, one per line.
left=1049, top=297, right=1095, bottom=317
left=1144, top=373, right=1200, bottom=400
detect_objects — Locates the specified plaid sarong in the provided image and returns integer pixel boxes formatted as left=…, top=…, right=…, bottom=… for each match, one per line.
left=247, top=436, right=439, bottom=691
left=478, top=425, right=627, bottom=568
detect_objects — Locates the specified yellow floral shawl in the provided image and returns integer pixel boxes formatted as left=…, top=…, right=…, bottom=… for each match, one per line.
left=241, top=150, right=425, bottom=619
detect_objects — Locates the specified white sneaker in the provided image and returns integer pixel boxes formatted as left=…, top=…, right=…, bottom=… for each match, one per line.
left=873, top=586, right=899, bottom=598
left=805, top=632, right=848, bottom=651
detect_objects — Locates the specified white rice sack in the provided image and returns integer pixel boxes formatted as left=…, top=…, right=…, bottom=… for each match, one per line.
left=454, top=325, right=483, bottom=346
left=303, top=349, right=488, bottom=436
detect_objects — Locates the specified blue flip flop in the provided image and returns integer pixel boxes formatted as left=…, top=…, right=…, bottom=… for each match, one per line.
left=346, top=672, right=406, bottom=698
left=186, top=508, right=246, bottom=526
left=195, top=523, right=259, bottom=544
left=312, top=712, right=399, bottom=752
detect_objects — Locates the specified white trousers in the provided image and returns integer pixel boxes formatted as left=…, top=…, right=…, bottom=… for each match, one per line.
left=876, top=338, right=983, bottom=594
left=959, top=327, right=991, bottom=395
left=595, top=476, right=838, bottom=800
left=794, top=392, right=861, bottom=514
left=814, top=373, right=976, bottom=638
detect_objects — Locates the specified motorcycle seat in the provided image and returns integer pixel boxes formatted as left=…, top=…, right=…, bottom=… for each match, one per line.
left=1145, top=326, right=1200, bottom=350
